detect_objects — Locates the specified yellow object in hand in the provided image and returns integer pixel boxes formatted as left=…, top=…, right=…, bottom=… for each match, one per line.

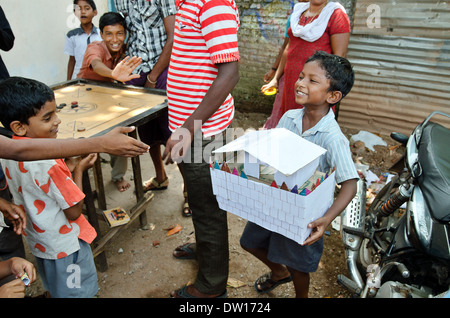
left=263, top=87, right=277, bottom=96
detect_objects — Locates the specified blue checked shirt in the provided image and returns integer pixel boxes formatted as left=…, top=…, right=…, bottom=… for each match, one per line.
left=114, top=0, right=176, bottom=74
left=277, top=108, right=359, bottom=184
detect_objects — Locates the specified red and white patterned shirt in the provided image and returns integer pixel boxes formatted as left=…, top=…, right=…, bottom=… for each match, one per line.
left=1, top=137, right=96, bottom=259
left=167, top=0, right=240, bottom=137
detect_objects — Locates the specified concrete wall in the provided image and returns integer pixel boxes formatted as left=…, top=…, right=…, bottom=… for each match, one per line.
left=1, top=0, right=109, bottom=86
left=339, top=0, right=450, bottom=135
left=234, top=0, right=355, bottom=114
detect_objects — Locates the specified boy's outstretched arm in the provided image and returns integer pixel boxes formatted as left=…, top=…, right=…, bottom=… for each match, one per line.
left=95, top=126, right=149, bottom=156
left=303, top=178, right=357, bottom=246
left=0, top=126, right=149, bottom=161
left=91, top=56, right=142, bottom=83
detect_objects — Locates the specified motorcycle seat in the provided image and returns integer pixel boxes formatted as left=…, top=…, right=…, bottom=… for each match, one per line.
left=418, top=122, right=450, bottom=222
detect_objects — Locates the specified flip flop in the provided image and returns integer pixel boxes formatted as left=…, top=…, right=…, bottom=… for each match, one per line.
left=142, top=177, right=169, bottom=192
left=170, top=286, right=227, bottom=298
left=182, top=191, right=192, bottom=217
left=182, top=202, right=192, bottom=217
left=173, top=243, right=196, bottom=260
left=254, top=272, right=292, bottom=294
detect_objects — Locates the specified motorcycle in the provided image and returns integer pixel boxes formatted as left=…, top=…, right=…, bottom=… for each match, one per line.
left=338, top=111, right=450, bottom=298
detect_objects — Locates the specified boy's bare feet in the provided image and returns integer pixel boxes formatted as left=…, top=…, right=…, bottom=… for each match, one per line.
left=114, top=178, right=130, bottom=192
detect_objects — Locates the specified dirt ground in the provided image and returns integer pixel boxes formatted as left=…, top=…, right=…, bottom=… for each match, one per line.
left=23, top=109, right=404, bottom=299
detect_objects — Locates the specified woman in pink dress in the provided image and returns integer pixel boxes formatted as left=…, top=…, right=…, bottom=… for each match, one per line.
left=262, top=0, right=350, bottom=125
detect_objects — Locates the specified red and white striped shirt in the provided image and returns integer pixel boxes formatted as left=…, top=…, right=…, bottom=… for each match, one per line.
left=167, top=0, right=240, bottom=137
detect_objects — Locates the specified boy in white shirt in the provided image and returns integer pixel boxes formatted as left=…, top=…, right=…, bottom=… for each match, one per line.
left=65, top=0, right=101, bottom=80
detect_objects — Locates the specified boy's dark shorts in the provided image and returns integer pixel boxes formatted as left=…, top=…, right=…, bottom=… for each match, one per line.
left=137, top=108, right=172, bottom=146
left=127, top=67, right=171, bottom=146
left=240, top=221, right=323, bottom=273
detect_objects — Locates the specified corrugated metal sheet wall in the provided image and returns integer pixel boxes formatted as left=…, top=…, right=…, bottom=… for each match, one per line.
left=338, top=0, right=450, bottom=135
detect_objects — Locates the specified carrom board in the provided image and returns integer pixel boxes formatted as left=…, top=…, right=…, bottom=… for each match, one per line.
left=52, top=80, right=168, bottom=139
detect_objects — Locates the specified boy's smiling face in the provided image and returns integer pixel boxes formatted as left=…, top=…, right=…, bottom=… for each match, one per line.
left=74, top=0, right=97, bottom=25
left=20, top=100, right=61, bottom=139
left=295, top=60, right=339, bottom=108
left=101, top=24, right=126, bottom=56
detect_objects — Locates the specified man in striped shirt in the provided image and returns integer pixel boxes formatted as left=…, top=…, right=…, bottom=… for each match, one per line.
left=163, top=0, right=240, bottom=298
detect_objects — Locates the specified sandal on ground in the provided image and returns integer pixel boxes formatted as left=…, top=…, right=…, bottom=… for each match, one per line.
left=173, top=242, right=196, bottom=260
left=142, top=177, right=169, bottom=192
left=170, top=285, right=227, bottom=298
left=254, top=272, right=292, bottom=294
left=182, top=191, right=192, bottom=217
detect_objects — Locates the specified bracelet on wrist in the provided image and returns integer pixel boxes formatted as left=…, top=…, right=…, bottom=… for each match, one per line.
left=271, top=67, right=277, bottom=71
left=147, top=75, right=157, bottom=84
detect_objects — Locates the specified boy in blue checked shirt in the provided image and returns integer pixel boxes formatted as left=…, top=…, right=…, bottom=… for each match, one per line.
left=240, top=51, right=359, bottom=298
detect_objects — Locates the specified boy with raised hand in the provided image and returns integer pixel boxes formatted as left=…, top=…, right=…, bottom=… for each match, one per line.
left=240, top=51, right=359, bottom=298
left=77, top=11, right=141, bottom=192
left=77, top=11, right=141, bottom=83
left=65, top=0, right=102, bottom=80
left=0, top=77, right=99, bottom=297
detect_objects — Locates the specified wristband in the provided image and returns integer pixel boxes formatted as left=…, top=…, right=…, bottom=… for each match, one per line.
left=147, top=75, right=157, bottom=84
left=271, top=67, right=277, bottom=71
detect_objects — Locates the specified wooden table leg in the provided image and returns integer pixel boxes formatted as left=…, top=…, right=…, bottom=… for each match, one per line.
left=83, top=170, right=108, bottom=272
left=128, top=128, right=149, bottom=230
left=93, top=156, right=107, bottom=210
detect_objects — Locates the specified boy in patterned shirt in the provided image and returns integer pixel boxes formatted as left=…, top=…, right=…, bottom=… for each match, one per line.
left=0, top=77, right=99, bottom=298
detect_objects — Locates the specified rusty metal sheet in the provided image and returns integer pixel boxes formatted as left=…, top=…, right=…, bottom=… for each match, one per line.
left=338, top=0, right=450, bottom=135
